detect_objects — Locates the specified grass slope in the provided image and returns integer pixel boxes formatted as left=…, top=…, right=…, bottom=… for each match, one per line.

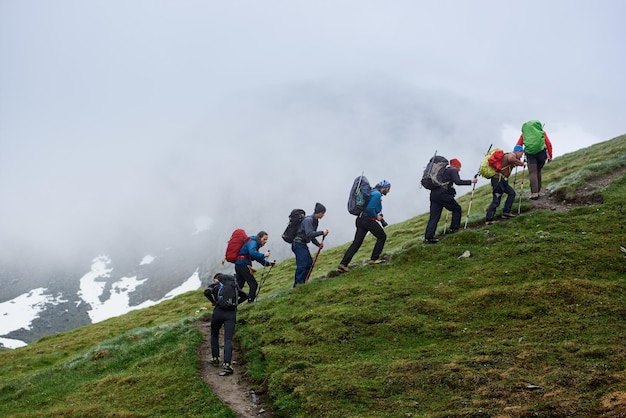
left=1, top=135, right=625, bottom=417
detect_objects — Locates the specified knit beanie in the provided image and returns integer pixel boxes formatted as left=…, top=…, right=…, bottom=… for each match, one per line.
left=514, top=145, right=524, bottom=152
left=449, top=158, right=462, bottom=169
left=314, top=202, right=326, bottom=214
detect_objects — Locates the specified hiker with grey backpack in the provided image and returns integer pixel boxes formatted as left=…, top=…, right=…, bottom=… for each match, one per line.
left=204, top=273, right=249, bottom=376
left=291, top=203, right=328, bottom=287
left=337, top=180, right=391, bottom=273
left=422, top=157, right=476, bottom=243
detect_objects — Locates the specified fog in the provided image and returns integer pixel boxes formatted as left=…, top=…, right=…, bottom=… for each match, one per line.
left=1, top=1, right=624, bottom=268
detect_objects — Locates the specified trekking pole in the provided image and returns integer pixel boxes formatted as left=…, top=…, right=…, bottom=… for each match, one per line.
left=305, top=236, right=325, bottom=283
left=464, top=144, right=492, bottom=229
left=517, top=157, right=526, bottom=215
left=443, top=211, right=449, bottom=235
left=255, top=261, right=275, bottom=301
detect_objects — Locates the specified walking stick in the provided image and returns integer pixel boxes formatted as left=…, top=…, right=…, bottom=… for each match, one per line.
left=517, top=159, right=526, bottom=215
left=255, top=262, right=274, bottom=301
left=464, top=144, right=492, bottom=229
left=443, top=210, right=449, bottom=234
left=305, top=236, right=325, bottom=283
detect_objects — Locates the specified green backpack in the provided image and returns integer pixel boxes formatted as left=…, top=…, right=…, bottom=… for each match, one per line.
left=521, top=120, right=545, bottom=154
left=479, top=148, right=504, bottom=179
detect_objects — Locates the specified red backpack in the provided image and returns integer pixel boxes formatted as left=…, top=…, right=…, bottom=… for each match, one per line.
left=223, top=229, right=250, bottom=263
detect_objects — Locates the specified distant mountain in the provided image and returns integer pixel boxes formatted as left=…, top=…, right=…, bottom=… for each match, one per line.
left=0, top=229, right=224, bottom=348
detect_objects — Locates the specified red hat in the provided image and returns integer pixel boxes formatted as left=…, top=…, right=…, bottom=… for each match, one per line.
left=450, top=158, right=462, bottom=169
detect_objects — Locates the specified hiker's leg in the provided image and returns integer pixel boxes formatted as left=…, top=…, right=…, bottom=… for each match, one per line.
left=234, top=264, right=249, bottom=293
left=366, top=218, right=387, bottom=260
left=535, top=150, right=547, bottom=192
left=441, top=195, right=462, bottom=231
left=222, top=311, right=236, bottom=364
left=293, top=242, right=312, bottom=286
left=424, top=192, right=444, bottom=239
left=244, top=267, right=258, bottom=302
left=526, top=153, right=540, bottom=194
left=340, top=217, right=369, bottom=265
left=502, top=181, right=516, bottom=214
left=210, top=310, right=225, bottom=359
left=486, top=178, right=503, bottom=221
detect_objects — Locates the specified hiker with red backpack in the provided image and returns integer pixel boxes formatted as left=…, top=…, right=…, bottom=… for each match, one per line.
left=234, top=231, right=274, bottom=303
left=516, top=120, right=553, bottom=200
left=485, top=146, right=526, bottom=225
left=423, top=160, right=477, bottom=244
left=292, top=203, right=328, bottom=287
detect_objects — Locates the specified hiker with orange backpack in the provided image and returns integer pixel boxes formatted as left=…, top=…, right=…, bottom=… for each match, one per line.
left=485, top=146, right=526, bottom=225
left=292, top=203, right=328, bottom=287
left=234, top=231, right=274, bottom=303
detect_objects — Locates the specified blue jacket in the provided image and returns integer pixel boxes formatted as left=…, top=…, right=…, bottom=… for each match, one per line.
left=362, top=189, right=382, bottom=218
left=235, top=236, right=270, bottom=266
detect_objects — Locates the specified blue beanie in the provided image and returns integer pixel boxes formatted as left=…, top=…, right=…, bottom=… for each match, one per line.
left=514, top=145, right=524, bottom=152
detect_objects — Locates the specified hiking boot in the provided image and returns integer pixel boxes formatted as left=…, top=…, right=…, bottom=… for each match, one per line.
left=423, top=238, right=440, bottom=244
left=210, top=357, right=220, bottom=367
left=530, top=193, right=539, bottom=200
left=501, top=212, right=516, bottom=219
left=449, top=229, right=459, bottom=234
left=222, top=363, right=234, bottom=375
left=368, top=259, right=386, bottom=264
left=337, top=264, right=351, bottom=273
left=485, top=220, right=495, bottom=225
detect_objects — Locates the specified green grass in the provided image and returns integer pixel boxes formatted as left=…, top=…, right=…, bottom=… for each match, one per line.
left=1, top=134, right=626, bottom=417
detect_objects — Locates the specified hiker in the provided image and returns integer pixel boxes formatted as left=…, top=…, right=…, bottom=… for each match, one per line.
left=337, top=180, right=391, bottom=272
left=485, top=146, right=526, bottom=225
left=423, top=159, right=477, bottom=244
left=292, top=202, right=328, bottom=287
left=515, top=120, right=553, bottom=200
left=205, top=273, right=248, bottom=375
left=234, top=231, right=274, bottom=303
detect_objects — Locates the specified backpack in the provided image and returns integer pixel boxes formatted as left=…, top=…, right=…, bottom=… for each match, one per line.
left=282, top=209, right=306, bottom=243
left=521, top=120, right=545, bottom=154
left=421, top=155, right=449, bottom=190
left=223, top=229, right=250, bottom=263
left=478, top=148, right=504, bottom=178
left=215, top=274, right=239, bottom=310
left=347, top=174, right=372, bottom=215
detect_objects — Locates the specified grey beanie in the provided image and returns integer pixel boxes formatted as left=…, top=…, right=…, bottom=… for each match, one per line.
left=314, top=202, right=326, bottom=214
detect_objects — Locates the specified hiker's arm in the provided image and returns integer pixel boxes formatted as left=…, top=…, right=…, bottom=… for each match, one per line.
left=544, top=132, right=553, bottom=161
left=450, top=169, right=472, bottom=186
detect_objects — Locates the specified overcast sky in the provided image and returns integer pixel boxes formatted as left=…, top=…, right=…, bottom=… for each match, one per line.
left=1, top=1, right=624, bottom=265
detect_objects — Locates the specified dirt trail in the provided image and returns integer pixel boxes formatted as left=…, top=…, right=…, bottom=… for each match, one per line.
left=196, top=318, right=273, bottom=417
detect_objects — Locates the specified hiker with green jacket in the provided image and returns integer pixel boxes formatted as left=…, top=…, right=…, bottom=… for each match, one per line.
left=485, top=146, right=526, bottom=225
left=516, top=120, right=553, bottom=200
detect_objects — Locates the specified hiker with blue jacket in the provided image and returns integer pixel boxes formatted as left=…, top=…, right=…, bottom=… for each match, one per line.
left=337, top=180, right=391, bottom=273
left=234, top=231, right=274, bottom=303
left=424, top=159, right=476, bottom=244
left=292, top=203, right=328, bottom=287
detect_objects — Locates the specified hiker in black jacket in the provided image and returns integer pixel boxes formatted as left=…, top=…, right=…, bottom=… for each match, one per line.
left=292, top=202, right=328, bottom=287
left=205, top=274, right=248, bottom=376
left=424, top=158, right=477, bottom=243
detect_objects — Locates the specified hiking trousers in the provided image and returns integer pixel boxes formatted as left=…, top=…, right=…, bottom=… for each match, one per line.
left=235, top=263, right=257, bottom=302
left=526, top=150, right=547, bottom=194
left=292, top=241, right=313, bottom=287
left=340, top=215, right=387, bottom=265
left=210, top=307, right=236, bottom=364
left=486, top=177, right=516, bottom=220
left=425, top=189, right=461, bottom=239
